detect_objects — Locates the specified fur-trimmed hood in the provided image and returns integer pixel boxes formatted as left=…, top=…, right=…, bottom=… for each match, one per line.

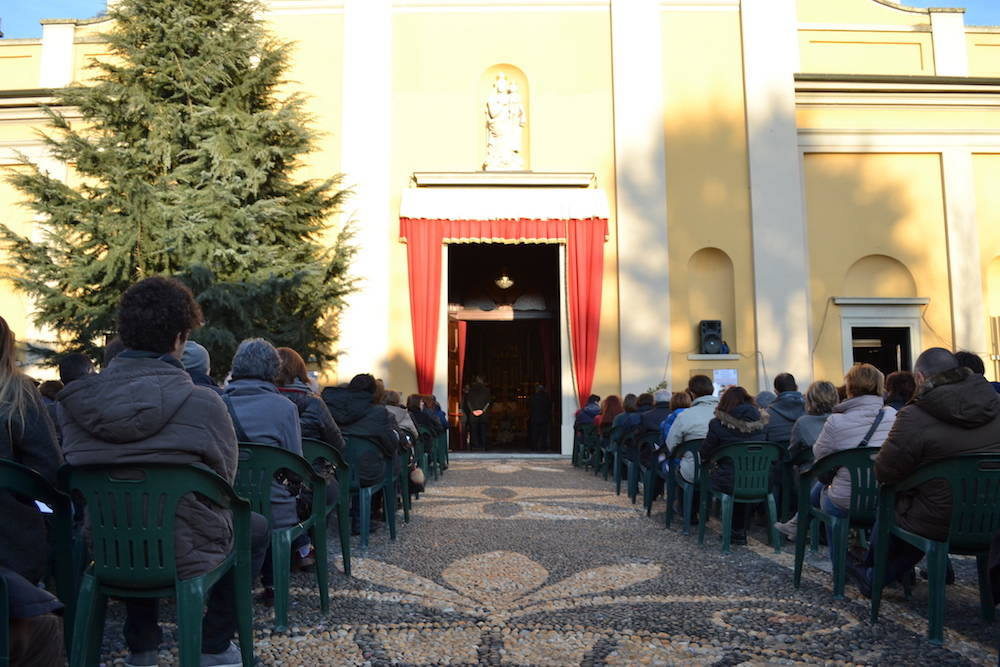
left=715, top=404, right=769, bottom=433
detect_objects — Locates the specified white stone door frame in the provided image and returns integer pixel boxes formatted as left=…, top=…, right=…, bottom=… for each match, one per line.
left=433, top=242, right=575, bottom=456
left=834, top=297, right=929, bottom=376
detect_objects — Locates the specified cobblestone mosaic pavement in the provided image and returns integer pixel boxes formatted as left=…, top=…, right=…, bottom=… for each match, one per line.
left=100, top=457, right=1000, bottom=665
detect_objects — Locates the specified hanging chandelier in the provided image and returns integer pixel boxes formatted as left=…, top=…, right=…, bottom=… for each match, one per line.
left=495, top=269, right=514, bottom=290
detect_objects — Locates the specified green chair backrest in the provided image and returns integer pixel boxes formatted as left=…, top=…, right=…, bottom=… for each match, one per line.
left=669, top=439, right=704, bottom=476
left=707, top=441, right=783, bottom=500
left=63, top=462, right=246, bottom=589
left=886, top=453, right=1000, bottom=551
left=636, top=430, right=660, bottom=454
left=578, top=423, right=598, bottom=445
left=301, top=437, right=349, bottom=477
left=806, top=447, right=881, bottom=521
left=341, top=435, right=389, bottom=488
left=234, top=443, right=323, bottom=520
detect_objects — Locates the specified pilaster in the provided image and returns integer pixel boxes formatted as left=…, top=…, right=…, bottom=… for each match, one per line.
left=610, top=0, right=671, bottom=394
left=39, top=22, right=75, bottom=88
left=941, top=149, right=986, bottom=355
left=741, top=0, right=813, bottom=389
left=336, top=0, right=393, bottom=381
left=930, top=9, right=968, bottom=77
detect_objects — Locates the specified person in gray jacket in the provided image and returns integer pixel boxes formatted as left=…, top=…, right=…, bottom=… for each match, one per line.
left=223, top=339, right=323, bottom=593
left=61, top=277, right=268, bottom=667
left=664, top=375, right=719, bottom=484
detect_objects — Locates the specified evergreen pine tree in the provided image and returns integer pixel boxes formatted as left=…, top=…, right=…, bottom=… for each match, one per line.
left=1, top=0, right=355, bottom=373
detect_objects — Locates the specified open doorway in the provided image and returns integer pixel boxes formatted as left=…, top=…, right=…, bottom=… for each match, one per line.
left=447, top=243, right=561, bottom=452
left=851, top=326, right=912, bottom=375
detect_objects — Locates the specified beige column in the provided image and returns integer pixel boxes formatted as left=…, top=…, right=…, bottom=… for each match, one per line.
left=942, top=149, right=987, bottom=355
left=610, top=0, right=671, bottom=393
left=336, top=0, right=392, bottom=381
left=741, top=0, right=813, bottom=390
left=930, top=9, right=968, bottom=77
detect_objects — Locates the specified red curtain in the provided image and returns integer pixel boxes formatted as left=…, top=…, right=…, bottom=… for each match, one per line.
left=401, top=220, right=443, bottom=394
left=400, top=217, right=606, bottom=406
left=567, top=219, right=605, bottom=408
left=538, top=319, right=553, bottom=393
left=456, top=320, right=468, bottom=391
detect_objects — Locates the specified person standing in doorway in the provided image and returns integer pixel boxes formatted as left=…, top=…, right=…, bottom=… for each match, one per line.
left=466, top=376, right=491, bottom=450
left=528, top=384, right=551, bottom=451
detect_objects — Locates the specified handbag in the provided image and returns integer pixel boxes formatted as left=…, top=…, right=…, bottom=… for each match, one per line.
left=816, top=408, right=885, bottom=486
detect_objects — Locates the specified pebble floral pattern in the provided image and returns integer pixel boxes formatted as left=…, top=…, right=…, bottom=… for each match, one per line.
left=97, top=457, right=998, bottom=665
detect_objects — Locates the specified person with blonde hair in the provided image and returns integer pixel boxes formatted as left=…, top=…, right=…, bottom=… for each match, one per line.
left=0, top=316, right=65, bottom=666
left=774, top=380, right=839, bottom=538
left=806, top=364, right=895, bottom=562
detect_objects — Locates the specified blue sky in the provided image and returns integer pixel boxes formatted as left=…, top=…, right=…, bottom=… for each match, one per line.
left=3, top=0, right=1000, bottom=38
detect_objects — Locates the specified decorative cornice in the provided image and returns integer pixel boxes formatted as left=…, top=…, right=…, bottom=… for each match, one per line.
left=412, top=172, right=595, bottom=187
left=833, top=297, right=929, bottom=306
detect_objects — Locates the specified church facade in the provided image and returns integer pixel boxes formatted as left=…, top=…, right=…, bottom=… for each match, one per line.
left=2, top=0, right=1000, bottom=452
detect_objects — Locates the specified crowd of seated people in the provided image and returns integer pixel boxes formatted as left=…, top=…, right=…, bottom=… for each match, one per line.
left=0, top=275, right=451, bottom=666
left=593, top=345, right=1000, bottom=623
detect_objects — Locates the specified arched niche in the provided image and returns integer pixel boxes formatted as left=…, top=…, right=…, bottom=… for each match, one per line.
left=988, top=256, right=1000, bottom=317
left=843, top=254, right=917, bottom=298
left=687, top=248, right=737, bottom=351
left=480, top=64, right=530, bottom=170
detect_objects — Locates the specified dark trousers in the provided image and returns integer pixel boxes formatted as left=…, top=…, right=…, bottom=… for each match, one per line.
left=124, top=511, right=270, bottom=654
left=528, top=420, right=549, bottom=451
left=468, top=415, right=487, bottom=449
left=863, top=516, right=928, bottom=586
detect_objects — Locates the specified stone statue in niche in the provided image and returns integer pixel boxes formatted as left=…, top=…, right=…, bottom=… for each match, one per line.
left=483, top=72, right=526, bottom=171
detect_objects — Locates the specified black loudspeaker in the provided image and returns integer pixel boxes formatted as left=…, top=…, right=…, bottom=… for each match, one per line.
left=699, top=320, right=723, bottom=354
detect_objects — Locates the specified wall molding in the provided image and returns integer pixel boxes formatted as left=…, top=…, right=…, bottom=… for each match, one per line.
left=799, top=128, right=1000, bottom=152
left=799, top=23, right=930, bottom=33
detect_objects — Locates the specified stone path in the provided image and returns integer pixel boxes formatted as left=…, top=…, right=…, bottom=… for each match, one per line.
left=102, top=457, right=999, bottom=665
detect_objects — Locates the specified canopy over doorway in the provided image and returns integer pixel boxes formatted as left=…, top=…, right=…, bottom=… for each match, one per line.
left=398, top=175, right=609, bottom=455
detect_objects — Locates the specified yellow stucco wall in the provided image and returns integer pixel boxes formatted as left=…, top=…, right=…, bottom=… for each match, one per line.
left=662, top=8, right=757, bottom=392
left=968, top=32, right=1000, bottom=77
left=974, top=153, right=1000, bottom=380
left=804, top=152, right=954, bottom=383
left=387, top=8, right=617, bottom=397
left=798, top=29, right=935, bottom=76
left=0, top=166, right=37, bottom=338
left=798, top=105, right=1000, bottom=132
left=0, top=42, right=42, bottom=90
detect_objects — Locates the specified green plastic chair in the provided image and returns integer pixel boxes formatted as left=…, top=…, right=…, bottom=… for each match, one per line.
left=620, top=431, right=641, bottom=504
left=342, top=435, right=396, bottom=550
left=698, top=441, right=783, bottom=553
left=0, top=572, right=7, bottom=667
left=433, top=430, right=448, bottom=475
left=664, top=439, right=703, bottom=534
left=413, top=429, right=431, bottom=482
left=418, top=427, right=441, bottom=481
left=607, top=426, right=626, bottom=495
left=792, top=447, right=880, bottom=598
left=577, top=424, right=601, bottom=472
left=0, top=458, right=78, bottom=661
left=233, top=443, right=328, bottom=633
left=300, top=438, right=352, bottom=577
left=64, top=462, right=253, bottom=667
left=871, top=453, right=1000, bottom=645
left=396, top=447, right=413, bottom=524
left=636, top=432, right=663, bottom=516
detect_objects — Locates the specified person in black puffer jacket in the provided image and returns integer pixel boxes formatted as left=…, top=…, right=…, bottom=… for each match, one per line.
left=700, top=386, right=768, bottom=544
left=276, top=347, right=344, bottom=451
left=322, top=374, right=398, bottom=487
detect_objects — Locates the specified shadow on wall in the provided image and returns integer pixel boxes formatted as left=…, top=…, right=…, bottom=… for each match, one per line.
left=615, top=98, right=955, bottom=393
